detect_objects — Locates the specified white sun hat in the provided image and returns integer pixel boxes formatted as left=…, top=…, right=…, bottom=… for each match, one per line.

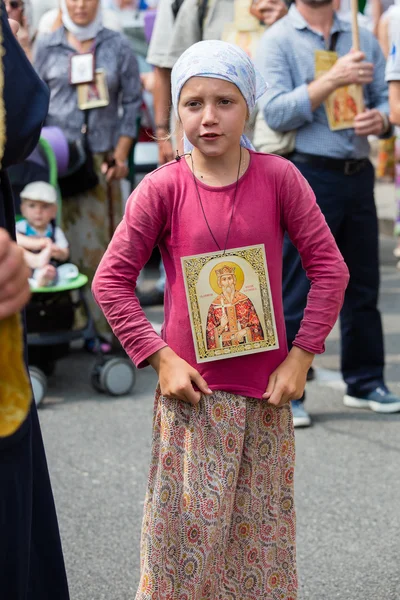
left=20, top=181, right=57, bottom=205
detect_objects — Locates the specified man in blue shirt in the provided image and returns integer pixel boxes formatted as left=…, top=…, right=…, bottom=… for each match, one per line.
left=256, top=0, right=400, bottom=426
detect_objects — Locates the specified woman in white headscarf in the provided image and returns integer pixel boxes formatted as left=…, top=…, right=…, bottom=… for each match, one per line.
left=93, top=40, right=349, bottom=599
left=33, top=0, right=141, bottom=343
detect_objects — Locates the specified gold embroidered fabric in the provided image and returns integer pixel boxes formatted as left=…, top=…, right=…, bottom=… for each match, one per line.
left=0, top=10, right=31, bottom=437
left=0, top=314, right=31, bottom=437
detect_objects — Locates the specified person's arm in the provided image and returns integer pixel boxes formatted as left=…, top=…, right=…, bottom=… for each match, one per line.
left=0, top=229, right=31, bottom=320
left=103, top=38, right=142, bottom=182
left=51, top=245, right=69, bottom=262
left=256, top=29, right=374, bottom=130
left=113, top=135, right=134, bottom=166
left=16, top=232, right=49, bottom=251
left=370, top=0, right=383, bottom=37
left=92, top=175, right=211, bottom=405
left=92, top=176, right=170, bottom=366
left=51, top=227, right=69, bottom=262
left=150, top=0, right=203, bottom=164
left=145, top=0, right=180, bottom=163
left=308, top=50, right=374, bottom=111
left=356, top=34, right=392, bottom=138
left=377, top=12, right=390, bottom=58
left=385, top=13, right=400, bottom=125
left=389, top=81, right=400, bottom=125
left=256, top=31, right=314, bottom=131
left=153, top=66, right=175, bottom=164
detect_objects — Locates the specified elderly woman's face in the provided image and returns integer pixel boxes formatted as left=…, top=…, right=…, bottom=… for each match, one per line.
left=65, top=0, right=99, bottom=26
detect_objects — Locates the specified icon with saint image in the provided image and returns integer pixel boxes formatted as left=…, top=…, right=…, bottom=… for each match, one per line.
left=181, top=244, right=279, bottom=363
left=206, top=263, right=264, bottom=350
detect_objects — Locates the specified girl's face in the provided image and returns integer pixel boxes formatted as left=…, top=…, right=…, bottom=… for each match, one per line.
left=178, top=77, right=248, bottom=158
left=65, top=0, right=99, bottom=26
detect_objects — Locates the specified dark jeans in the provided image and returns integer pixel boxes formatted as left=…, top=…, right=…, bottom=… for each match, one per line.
left=284, top=160, right=384, bottom=398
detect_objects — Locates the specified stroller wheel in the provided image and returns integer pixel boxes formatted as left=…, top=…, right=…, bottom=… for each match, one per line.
left=90, top=363, right=104, bottom=394
left=99, top=358, right=136, bottom=396
left=37, top=360, right=56, bottom=377
left=29, top=366, right=47, bottom=406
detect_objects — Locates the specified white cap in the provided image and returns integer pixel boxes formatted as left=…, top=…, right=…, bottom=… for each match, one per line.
left=20, top=181, right=57, bottom=205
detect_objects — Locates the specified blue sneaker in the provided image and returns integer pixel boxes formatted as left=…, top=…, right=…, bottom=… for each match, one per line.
left=291, top=400, right=312, bottom=427
left=344, top=386, right=400, bottom=414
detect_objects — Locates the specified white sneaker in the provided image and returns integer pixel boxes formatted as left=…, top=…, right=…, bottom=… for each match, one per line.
left=291, top=400, right=312, bottom=427
left=344, top=386, right=400, bottom=414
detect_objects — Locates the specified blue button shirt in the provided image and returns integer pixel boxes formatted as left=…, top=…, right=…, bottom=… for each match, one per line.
left=255, top=6, right=389, bottom=159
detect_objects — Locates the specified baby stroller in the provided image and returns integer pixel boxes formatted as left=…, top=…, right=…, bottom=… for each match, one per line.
left=20, top=136, right=136, bottom=406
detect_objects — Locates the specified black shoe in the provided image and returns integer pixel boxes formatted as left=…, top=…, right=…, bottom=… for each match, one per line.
left=85, top=337, right=112, bottom=354
left=306, top=366, right=315, bottom=381
left=137, top=288, right=164, bottom=306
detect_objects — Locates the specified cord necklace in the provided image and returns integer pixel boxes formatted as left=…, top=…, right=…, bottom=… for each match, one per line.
left=189, top=146, right=242, bottom=256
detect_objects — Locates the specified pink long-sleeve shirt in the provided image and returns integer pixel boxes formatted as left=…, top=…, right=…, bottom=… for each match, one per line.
left=92, top=151, right=349, bottom=399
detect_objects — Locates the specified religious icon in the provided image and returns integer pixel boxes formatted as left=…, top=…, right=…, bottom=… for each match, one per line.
left=315, top=49, right=363, bottom=131
left=77, top=68, right=110, bottom=110
left=69, top=52, right=95, bottom=85
left=332, top=86, right=358, bottom=125
left=206, top=264, right=264, bottom=349
left=181, top=245, right=279, bottom=363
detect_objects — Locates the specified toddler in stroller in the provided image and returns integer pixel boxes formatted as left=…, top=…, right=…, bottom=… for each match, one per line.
left=16, top=176, right=136, bottom=405
left=16, top=181, right=73, bottom=288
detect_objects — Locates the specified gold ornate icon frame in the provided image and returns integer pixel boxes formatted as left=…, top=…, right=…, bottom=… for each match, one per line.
left=181, top=244, right=279, bottom=363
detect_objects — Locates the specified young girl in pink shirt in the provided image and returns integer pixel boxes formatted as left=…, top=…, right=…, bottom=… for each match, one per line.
left=93, top=40, right=349, bottom=600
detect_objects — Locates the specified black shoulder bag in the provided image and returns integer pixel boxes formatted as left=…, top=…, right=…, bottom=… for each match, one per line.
left=58, top=110, right=99, bottom=198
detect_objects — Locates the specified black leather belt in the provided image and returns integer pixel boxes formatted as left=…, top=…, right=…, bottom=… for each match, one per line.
left=290, top=151, right=370, bottom=176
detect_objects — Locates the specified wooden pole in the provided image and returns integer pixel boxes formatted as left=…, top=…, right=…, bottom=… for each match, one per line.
left=351, top=0, right=360, bottom=51
left=350, top=0, right=364, bottom=113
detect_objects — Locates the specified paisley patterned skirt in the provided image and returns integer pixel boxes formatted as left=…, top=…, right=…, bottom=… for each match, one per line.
left=62, top=153, right=123, bottom=337
left=136, top=389, right=297, bottom=600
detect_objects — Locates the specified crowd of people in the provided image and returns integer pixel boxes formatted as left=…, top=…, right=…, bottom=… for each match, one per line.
left=1, top=0, right=400, bottom=598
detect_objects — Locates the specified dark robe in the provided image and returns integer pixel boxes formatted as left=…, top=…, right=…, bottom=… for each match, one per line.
left=0, top=7, right=69, bottom=599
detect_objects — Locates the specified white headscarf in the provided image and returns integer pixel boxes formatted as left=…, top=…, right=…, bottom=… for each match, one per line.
left=61, top=0, right=103, bottom=41
left=171, top=40, right=268, bottom=151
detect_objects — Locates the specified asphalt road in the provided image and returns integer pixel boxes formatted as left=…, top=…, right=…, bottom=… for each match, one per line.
left=37, top=236, right=400, bottom=600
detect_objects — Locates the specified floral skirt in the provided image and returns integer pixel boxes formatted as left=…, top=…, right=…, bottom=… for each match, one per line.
left=62, top=153, right=123, bottom=337
left=136, top=389, right=297, bottom=600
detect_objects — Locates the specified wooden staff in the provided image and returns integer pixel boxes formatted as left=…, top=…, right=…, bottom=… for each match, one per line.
left=351, top=0, right=361, bottom=51
left=107, top=181, right=115, bottom=240
left=351, top=0, right=364, bottom=113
